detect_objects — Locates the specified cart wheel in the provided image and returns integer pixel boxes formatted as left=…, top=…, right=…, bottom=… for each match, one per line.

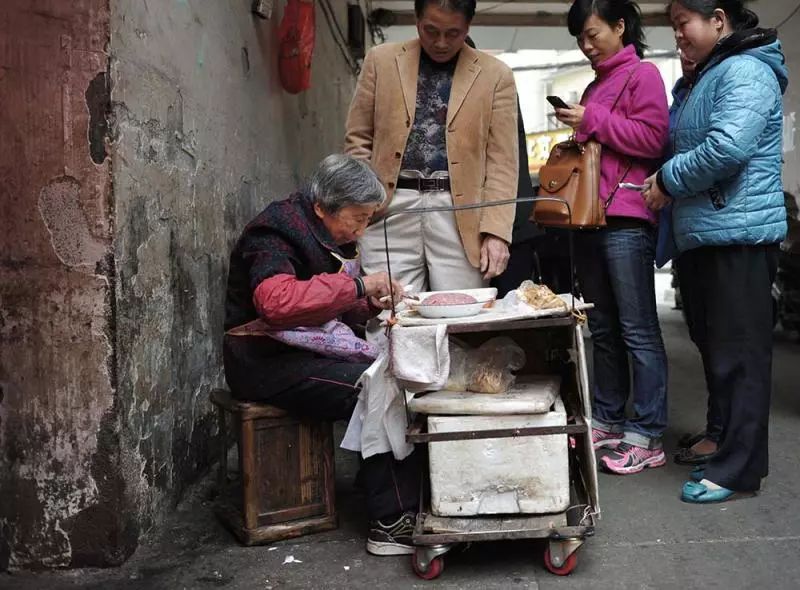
left=412, top=550, right=445, bottom=580
left=544, top=547, right=578, bottom=576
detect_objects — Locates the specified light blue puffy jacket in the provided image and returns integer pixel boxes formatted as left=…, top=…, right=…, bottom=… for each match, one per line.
left=662, top=35, right=789, bottom=253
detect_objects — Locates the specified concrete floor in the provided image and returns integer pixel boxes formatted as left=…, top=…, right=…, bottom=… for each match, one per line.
left=4, top=303, right=800, bottom=590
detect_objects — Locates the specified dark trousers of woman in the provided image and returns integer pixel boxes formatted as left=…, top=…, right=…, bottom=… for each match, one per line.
left=677, top=244, right=779, bottom=491
left=247, top=361, right=420, bottom=523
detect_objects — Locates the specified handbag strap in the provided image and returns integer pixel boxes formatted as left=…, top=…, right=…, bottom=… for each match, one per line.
left=609, top=64, right=640, bottom=112
left=603, top=63, right=640, bottom=208
left=603, top=162, right=634, bottom=210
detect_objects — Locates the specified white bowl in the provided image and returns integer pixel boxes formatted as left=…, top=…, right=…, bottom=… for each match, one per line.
left=414, top=287, right=498, bottom=304
left=413, top=301, right=487, bottom=319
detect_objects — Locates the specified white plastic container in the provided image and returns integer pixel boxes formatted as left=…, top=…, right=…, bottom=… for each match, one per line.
left=428, top=398, right=570, bottom=517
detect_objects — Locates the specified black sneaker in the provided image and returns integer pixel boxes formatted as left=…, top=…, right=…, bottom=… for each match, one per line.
left=366, top=512, right=415, bottom=556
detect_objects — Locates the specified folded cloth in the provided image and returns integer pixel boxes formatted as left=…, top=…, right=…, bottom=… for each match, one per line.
left=389, top=324, right=450, bottom=393
left=341, top=352, right=414, bottom=461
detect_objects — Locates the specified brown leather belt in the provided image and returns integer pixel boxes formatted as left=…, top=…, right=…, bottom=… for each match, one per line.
left=396, top=176, right=451, bottom=192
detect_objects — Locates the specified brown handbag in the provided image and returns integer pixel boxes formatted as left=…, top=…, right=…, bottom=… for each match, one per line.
left=535, top=139, right=606, bottom=228
left=533, top=66, right=639, bottom=229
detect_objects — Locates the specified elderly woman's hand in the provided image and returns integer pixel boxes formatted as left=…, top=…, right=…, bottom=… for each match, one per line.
left=642, top=173, right=672, bottom=212
left=362, top=272, right=406, bottom=309
left=554, top=104, right=585, bottom=129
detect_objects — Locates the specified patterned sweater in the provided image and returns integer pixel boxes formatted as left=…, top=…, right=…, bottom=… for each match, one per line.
left=400, top=50, right=457, bottom=176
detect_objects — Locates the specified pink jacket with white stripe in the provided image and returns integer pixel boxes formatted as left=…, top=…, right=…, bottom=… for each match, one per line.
left=574, top=44, right=669, bottom=223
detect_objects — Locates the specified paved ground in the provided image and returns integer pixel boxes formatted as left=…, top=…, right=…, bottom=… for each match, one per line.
left=4, top=302, right=800, bottom=590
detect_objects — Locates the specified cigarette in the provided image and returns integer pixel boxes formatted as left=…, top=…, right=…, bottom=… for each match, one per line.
left=619, top=182, right=648, bottom=192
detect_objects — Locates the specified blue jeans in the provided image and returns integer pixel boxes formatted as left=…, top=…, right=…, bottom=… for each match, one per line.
left=575, top=225, right=668, bottom=448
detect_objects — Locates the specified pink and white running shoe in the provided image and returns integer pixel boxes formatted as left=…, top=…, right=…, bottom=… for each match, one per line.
left=600, top=443, right=666, bottom=475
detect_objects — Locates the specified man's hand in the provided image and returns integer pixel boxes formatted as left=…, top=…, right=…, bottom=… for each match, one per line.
left=554, top=104, right=586, bottom=129
left=480, top=235, right=510, bottom=280
left=642, top=173, right=672, bottom=212
left=362, top=272, right=406, bottom=310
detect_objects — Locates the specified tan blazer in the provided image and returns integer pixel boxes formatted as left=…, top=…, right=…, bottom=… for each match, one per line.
left=344, top=40, right=518, bottom=268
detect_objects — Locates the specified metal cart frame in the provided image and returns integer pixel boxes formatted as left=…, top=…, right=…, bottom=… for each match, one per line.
left=380, top=197, right=600, bottom=579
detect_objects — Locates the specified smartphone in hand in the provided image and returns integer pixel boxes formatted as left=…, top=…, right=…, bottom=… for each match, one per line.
left=547, top=95, right=570, bottom=109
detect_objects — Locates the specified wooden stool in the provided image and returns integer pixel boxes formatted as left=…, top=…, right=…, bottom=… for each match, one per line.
left=210, top=389, right=337, bottom=545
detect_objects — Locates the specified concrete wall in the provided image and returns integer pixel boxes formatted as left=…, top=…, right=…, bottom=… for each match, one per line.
left=1, top=0, right=358, bottom=569
left=109, top=0, right=357, bottom=552
left=0, top=0, right=117, bottom=569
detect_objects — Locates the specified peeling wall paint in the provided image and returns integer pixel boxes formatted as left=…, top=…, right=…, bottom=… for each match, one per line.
left=0, top=0, right=117, bottom=571
left=86, top=72, right=112, bottom=165
left=38, top=177, right=109, bottom=271
left=109, top=0, right=358, bottom=537
left=1, top=0, right=358, bottom=570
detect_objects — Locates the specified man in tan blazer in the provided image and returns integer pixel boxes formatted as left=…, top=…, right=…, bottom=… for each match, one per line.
left=345, top=0, right=518, bottom=292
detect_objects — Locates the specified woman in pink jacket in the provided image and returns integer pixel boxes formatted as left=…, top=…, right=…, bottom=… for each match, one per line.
left=555, top=0, right=670, bottom=474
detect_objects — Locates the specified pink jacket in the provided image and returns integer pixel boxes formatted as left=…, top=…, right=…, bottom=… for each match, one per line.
left=575, top=44, right=669, bottom=223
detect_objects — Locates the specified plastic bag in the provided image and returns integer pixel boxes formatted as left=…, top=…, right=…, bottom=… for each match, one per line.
left=445, top=337, right=526, bottom=394
left=445, top=339, right=471, bottom=392
left=516, top=280, right=567, bottom=311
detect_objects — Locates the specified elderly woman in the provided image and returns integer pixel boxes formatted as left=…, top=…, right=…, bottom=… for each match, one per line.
left=223, top=154, right=419, bottom=555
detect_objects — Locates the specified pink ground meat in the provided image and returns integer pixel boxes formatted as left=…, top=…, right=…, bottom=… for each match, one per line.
left=420, top=293, right=478, bottom=306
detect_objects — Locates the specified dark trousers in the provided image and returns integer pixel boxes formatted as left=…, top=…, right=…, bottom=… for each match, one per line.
left=268, top=362, right=420, bottom=521
left=492, top=241, right=537, bottom=297
left=491, top=234, right=575, bottom=298
left=677, top=244, right=779, bottom=491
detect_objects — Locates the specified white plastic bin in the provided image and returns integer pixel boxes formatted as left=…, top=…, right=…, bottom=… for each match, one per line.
left=428, top=398, right=570, bottom=516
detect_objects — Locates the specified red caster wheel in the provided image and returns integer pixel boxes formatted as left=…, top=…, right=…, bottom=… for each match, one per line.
left=412, top=550, right=445, bottom=580
left=544, top=547, right=578, bottom=576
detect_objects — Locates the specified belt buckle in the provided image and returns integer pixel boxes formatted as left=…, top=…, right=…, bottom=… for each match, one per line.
left=419, top=178, right=440, bottom=192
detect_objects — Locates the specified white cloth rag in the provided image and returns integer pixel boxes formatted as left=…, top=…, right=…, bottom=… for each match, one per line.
left=341, top=351, right=414, bottom=461
left=389, top=324, right=450, bottom=393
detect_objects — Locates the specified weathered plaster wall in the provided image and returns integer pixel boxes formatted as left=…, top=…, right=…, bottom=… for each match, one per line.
left=0, top=0, right=120, bottom=569
left=1, top=0, right=358, bottom=569
left=108, top=0, right=358, bottom=553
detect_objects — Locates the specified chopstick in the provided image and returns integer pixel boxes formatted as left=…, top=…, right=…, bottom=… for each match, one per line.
left=379, top=293, right=420, bottom=303
left=379, top=285, right=419, bottom=303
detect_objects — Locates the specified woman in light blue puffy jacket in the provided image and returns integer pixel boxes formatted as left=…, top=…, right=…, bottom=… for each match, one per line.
left=643, top=0, right=788, bottom=504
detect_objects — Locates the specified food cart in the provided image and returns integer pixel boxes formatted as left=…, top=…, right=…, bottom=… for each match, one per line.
left=381, top=198, right=600, bottom=580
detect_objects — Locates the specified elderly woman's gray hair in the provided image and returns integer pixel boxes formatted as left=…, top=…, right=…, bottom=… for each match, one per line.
left=307, top=154, right=387, bottom=214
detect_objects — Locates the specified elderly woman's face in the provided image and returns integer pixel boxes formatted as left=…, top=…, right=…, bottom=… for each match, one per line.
left=314, top=202, right=379, bottom=245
